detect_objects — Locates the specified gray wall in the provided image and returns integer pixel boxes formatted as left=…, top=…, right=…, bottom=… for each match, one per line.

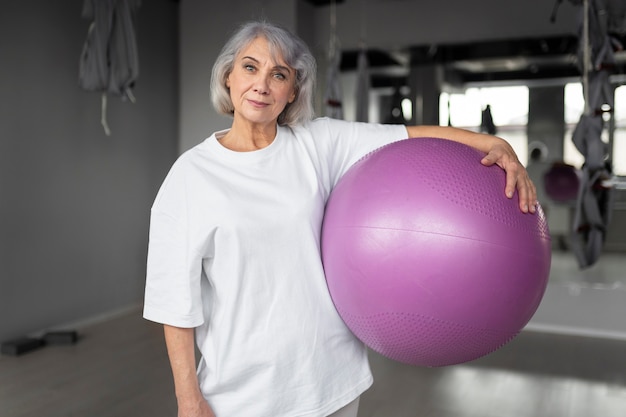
left=0, top=1, right=179, bottom=342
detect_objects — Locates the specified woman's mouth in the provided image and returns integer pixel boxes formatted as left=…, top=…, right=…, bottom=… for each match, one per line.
left=247, top=99, right=268, bottom=108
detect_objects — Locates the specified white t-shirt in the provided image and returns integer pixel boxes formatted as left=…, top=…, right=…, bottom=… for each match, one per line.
left=143, top=117, right=408, bottom=416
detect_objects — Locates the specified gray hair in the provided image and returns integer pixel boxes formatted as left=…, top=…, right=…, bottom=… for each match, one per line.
left=210, top=21, right=317, bottom=127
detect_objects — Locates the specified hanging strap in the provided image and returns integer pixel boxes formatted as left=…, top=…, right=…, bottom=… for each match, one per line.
left=101, top=93, right=111, bottom=136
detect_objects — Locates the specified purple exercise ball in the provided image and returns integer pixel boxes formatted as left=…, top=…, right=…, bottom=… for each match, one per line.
left=321, top=138, right=551, bottom=367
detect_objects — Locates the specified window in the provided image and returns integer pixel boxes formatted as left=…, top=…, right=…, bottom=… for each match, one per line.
left=440, top=86, right=529, bottom=164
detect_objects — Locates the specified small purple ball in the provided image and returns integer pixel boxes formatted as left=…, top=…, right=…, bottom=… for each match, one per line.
left=544, top=163, right=580, bottom=203
left=322, top=138, right=551, bottom=367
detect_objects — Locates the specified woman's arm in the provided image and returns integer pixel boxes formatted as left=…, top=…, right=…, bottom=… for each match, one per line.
left=406, top=125, right=537, bottom=214
left=163, top=325, right=216, bottom=417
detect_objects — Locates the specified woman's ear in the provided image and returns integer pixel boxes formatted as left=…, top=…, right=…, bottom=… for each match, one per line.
left=225, top=72, right=232, bottom=89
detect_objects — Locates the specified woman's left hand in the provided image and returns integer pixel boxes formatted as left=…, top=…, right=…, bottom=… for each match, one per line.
left=480, top=141, right=537, bottom=214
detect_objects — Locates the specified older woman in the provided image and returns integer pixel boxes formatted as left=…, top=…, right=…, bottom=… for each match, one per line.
left=144, top=21, right=537, bottom=417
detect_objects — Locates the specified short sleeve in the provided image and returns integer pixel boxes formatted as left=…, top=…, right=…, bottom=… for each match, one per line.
left=143, top=163, right=205, bottom=328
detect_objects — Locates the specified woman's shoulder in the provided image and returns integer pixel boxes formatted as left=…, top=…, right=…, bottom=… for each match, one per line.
left=156, top=134, right=221, bottom=190
left=173, top=131, right=223, bottom=165
left=288, top=117, right=353, bottom=137
left=305, top=116, right=350, bottom=128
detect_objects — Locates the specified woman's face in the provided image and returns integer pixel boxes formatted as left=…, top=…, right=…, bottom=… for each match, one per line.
left=226, top=37, right=296, bottom=127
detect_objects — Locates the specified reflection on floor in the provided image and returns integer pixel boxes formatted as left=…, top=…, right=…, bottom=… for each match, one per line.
left=528, top=251, right=626, bottom=339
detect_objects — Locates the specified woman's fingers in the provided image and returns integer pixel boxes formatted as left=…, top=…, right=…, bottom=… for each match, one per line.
left=482, top=149, right=537, bottom=213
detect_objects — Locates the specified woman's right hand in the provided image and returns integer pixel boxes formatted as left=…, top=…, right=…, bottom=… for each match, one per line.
left=177, top=398, right=216, bottom=417
left=163, top=325, right=217, bottom=417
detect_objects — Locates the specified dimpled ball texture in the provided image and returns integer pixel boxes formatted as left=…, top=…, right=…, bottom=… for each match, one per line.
left=321, top=137, right=551, bottom=367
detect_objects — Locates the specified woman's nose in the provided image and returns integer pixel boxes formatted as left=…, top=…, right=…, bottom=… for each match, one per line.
left=253, top=76, right=269, bottom=94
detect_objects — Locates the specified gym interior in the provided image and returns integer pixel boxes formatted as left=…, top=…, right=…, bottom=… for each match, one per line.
left=1, top=1, right=625, bottom=416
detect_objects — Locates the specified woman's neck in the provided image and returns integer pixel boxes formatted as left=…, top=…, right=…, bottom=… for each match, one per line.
left=219, top=119, right=277, bottom=152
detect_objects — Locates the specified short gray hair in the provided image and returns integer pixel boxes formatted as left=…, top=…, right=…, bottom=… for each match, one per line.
left=210, top=21, right=317, bottom=127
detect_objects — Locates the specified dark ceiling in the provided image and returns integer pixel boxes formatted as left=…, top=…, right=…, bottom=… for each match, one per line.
left=340, top=33, right=626, bottom=88
left=302, top=0, right=345, bottom=5
left=303, top=0, right=626, bottom=88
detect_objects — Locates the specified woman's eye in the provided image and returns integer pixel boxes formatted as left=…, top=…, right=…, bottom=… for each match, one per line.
left=244, top=64, right=255, bottom=72
left=273, top=72, right=286, bottom=80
